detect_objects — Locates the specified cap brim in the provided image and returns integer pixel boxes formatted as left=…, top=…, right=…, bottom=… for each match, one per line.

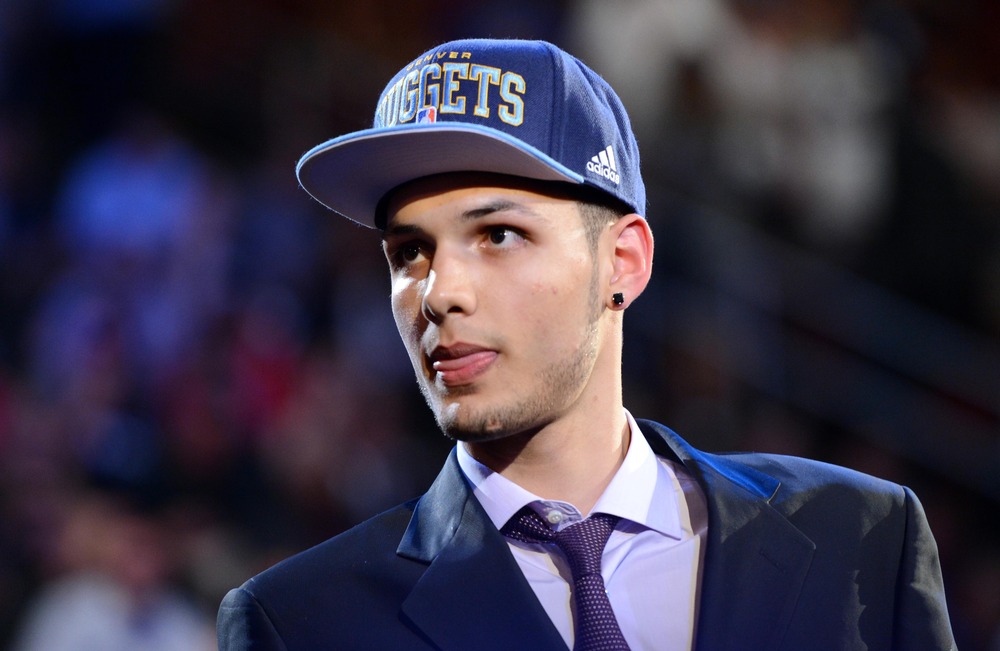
left=296, top=123, right=584, bottom=228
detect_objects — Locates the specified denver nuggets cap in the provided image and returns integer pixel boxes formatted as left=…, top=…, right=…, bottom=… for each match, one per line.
left=296, top=38, right=645, bottom=228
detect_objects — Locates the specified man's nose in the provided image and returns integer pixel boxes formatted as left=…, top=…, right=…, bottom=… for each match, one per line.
left=421, top=253, right=476, bottom=323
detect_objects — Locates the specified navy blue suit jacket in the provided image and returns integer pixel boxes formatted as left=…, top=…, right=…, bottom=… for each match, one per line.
left=217, top=420, right=956, bottom=650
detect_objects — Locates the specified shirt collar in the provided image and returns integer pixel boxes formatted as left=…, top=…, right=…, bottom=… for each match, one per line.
left=456, top=409, right=684, bottom=540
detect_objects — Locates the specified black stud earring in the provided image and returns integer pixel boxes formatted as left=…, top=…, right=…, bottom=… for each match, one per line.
left=612, top=292, right=624, bottom=307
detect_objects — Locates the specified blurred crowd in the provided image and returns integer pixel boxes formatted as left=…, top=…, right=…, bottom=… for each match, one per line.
left=0, top=1, right=997, bottom=649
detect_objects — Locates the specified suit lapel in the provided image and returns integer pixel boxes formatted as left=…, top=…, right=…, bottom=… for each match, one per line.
left=396, top=450, right=565, bottom=651
left=397, top=425, right=816, bottom=650
left=639, top=421, right=816, bottom=651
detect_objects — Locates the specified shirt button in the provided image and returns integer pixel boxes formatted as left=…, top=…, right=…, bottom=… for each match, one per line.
left=546, top=511, right=563, bottom=525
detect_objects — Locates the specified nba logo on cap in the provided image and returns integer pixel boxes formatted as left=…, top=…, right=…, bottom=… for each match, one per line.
left=416, top=107, right=437, bottom=124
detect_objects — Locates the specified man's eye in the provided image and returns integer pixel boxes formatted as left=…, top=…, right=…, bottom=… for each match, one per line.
left=401, top=243, right=422, bottom=261
left=388, top=241, right=427, bottom=267
left=486, top=227, right=524, bottom=248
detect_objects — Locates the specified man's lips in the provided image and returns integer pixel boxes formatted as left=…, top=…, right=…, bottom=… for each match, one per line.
left=429, top=346, right=498, bottom=386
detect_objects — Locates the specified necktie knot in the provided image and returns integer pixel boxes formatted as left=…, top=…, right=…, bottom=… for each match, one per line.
left=555, top=513, right=618, bottom=578
left=502, top=507, right=630, bottom=651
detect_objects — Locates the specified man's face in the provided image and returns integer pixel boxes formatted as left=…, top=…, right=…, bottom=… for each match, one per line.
left=382, top=174, right=611, bottom=443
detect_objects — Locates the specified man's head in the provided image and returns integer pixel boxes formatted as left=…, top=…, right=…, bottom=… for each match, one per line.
left=296, top=39, right=652, bottom=442
left=380, top=172, right=652, bottom=443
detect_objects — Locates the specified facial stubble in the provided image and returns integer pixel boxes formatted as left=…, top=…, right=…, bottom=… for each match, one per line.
left=418, top=263, right=605, bottom=443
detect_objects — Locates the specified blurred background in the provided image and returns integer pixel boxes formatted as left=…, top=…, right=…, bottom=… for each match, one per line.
left=0, top=0, right=997, bottom=649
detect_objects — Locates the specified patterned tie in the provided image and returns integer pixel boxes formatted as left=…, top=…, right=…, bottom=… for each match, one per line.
left=502, top=508, right=631, bottom=651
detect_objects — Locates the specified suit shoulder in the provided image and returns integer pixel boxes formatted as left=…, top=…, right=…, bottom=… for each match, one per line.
left=716, top=451, right=907, bottom=508
left=639, top=417, right=907, bottom=507
left=220, top=499, right=432, bottom=647
left=242, top=499, right=419, bottom=597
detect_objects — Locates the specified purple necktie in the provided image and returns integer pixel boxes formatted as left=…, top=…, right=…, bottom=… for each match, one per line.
left=502, top=508, right=631, bottom=651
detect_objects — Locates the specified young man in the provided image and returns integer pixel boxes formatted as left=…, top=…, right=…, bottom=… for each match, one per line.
left=217, top=39, right=955, bottom=650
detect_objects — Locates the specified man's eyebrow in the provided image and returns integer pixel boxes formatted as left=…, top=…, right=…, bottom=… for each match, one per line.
left=383, top=199, right=544, bottom=239
left=381, top=222, right=423, bottom=241
left=461, top=199, right=539, bottom=220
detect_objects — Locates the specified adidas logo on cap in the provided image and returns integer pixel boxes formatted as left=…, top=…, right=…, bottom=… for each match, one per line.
left=586, top=145, right=620, bottom=185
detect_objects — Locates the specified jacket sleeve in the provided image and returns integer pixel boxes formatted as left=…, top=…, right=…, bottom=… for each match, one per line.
left=893, top=486, right=957, bottom=651
left=217, top=587, right=288, bottom=651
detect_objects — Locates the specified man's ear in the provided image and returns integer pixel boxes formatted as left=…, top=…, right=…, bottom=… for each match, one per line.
left=607, top=214, right=654, bottom=309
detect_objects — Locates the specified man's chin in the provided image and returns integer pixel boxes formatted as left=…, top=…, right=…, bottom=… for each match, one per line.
left=432, top=401, right=506, bottom=442
left=436, top=412, right=510, bottom=443
left=433, top=403, right=549, bottom=448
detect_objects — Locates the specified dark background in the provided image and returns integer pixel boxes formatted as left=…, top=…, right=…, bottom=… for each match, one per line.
left=1, top=0, right=998, bottom=649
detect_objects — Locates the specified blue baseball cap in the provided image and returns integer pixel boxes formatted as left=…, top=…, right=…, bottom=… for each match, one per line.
left=296, top=38, right=645, bottom=228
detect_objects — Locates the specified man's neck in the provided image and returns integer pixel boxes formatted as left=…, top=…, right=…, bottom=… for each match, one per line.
left=463, top=406, right=631, bottom=515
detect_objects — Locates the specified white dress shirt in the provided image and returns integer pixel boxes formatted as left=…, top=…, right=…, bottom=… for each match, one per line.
left=456, top=410, right=708, bottom=651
